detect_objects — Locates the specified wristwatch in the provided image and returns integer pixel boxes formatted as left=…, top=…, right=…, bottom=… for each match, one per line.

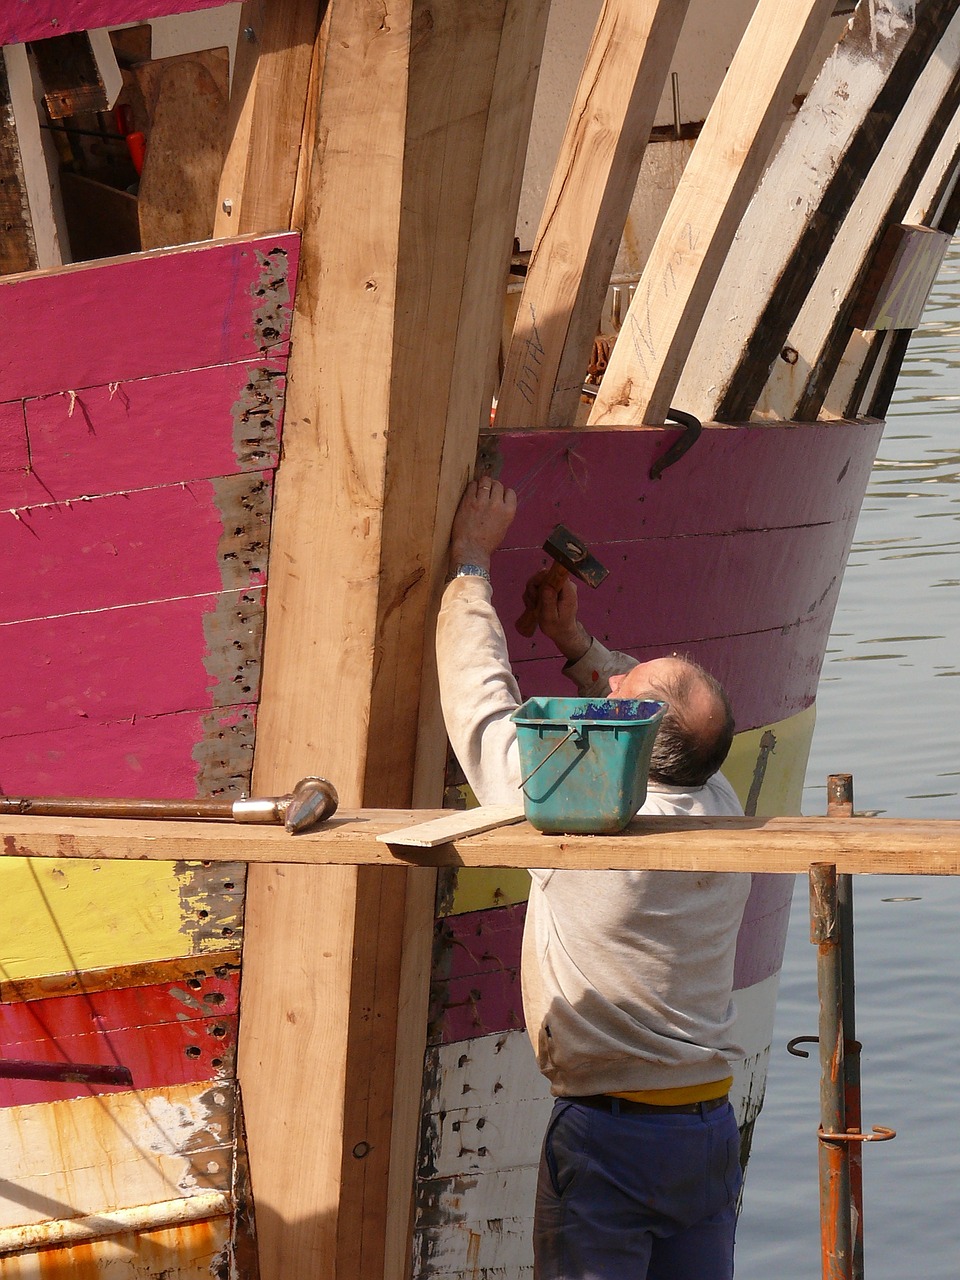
left=448, top=563, right=491, bottom=583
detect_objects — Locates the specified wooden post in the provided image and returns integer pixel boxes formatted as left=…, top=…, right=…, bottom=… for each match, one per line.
left=229, top=0, right=550, bottom=1276
left=213, top=0, right=325, bottom=237
left=585, top=0, right=836, bottom=428
left=0, top=52, right=36, bottom=276
left=495, top=0, right=690, bottom=431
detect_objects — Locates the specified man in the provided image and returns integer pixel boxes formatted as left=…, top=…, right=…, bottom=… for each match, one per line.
left=436, top=477, right=750, bottom=1280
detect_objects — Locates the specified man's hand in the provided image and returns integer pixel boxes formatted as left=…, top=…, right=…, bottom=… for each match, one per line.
left=450, top=478, right=517, bottom=572
left=522, top=570, right=592, bottom=664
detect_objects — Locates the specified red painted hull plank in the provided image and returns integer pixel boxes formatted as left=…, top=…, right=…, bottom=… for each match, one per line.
left=0, top=702, right=256, bottom=799
left=0, top=235, right=300, bottom=403
left=0, top=973, right=238, bottom=1106
left=495, top=421, right=883, bottom=543
left=19, top=361, right=285, bottom=504
left=733, top=873, right=795, bottom=989
left=0, top=1, right=227, bottom=47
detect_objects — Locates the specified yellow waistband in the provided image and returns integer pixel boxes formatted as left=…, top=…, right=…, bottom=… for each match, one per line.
left=608, top=1077, right=732, bottom=1106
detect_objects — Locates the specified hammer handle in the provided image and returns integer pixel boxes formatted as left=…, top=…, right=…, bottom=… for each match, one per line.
left=515, top=561, right=569, bottom=637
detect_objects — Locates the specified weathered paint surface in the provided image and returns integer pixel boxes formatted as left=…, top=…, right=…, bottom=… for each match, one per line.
left=0, top=969, right=237, bottom=1106
left=0, top=2, right=227, bottom=48
left=0, top=234, right=298, bottom=1272
left=0, top=1082, right=233, bottom=1229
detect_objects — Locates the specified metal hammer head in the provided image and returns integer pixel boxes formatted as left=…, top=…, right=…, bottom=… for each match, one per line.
left=280, top=776, right=340, bottom=833
left=543, top=524, right=608, bottom=588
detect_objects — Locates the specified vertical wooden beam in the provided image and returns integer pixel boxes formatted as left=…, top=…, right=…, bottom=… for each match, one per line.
left=495, top=0, right=691, bottom=431
left=0, top=52, right=37, bottom=276
left=672, top=0, right=960, bottom=424
left=235, top=2, right=549, bottom=1278
left=213, top=0, right=324, bottom=237
left=586, top=0, right=835, bottom=428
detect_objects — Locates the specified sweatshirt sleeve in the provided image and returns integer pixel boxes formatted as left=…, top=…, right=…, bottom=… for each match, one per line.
left=436, top=575, right=523, bottom=805
left=562, top=636, right=638, bottom=696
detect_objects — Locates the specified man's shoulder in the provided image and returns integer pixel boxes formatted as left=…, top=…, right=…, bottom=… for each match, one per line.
left=643, top=771, right=744, bottom=817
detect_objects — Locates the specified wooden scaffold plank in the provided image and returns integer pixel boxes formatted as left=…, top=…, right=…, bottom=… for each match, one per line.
left=495, top=0, right=691, bottom=432
left=586, top=0, right=836, bottom=428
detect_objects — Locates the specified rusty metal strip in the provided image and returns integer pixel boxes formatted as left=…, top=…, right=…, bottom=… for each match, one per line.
left=0, top=1191, right=229, bottom=1255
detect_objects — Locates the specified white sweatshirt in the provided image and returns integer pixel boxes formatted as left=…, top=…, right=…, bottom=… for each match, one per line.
left=437, top=574, right=750, bottom=1096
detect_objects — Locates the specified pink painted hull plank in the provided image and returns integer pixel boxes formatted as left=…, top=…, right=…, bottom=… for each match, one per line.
left=0, top=235, right=299, bottom=402
left=20, top=361, right=285, bottom=501
left=493, top=420, right=884, bottom=730
left=0, top=400, right=26, bottom=472
left=0, top=703, right=256, bottom=800
left=0, top=0, right=225, bottom=46
left=0, top=972, right=238, bottom=1107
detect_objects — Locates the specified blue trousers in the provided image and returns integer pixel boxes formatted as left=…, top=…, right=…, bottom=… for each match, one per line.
left=534, top=1098, right=742, bottom=1280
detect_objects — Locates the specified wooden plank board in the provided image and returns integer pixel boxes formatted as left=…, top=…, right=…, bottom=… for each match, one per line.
left=758, top=11, right=960, bottom=420
left=0, top=702, right=257, bottom=799
left=587, top=0, right=836, bottom=427
left=673, top=0, right=959, bottom=423
left=0, top=233, right=299, bottom=402
left=495, top=0, right=691, bottom=431
left=0, top=51, right=36, bottom=276
left=380, top=805, right=525, bottom=848
left=0, top=476, right=269, bottom=623
left=847, top=223, right=951, bottom=330
left=3, top=809, right=960, bottom=877
left=0, top=972, right=237, bottom=1106
left=0, top=1083, right=232, bottom=1229
left=214, top=0, right=324, bottom=237
left=21, top=361, right=285, bottom=500
left=0, top=1, right=225, bottom=46
left=233, top=1, right=552, bottom=1277
left=135, top=48, right=229, bottom=251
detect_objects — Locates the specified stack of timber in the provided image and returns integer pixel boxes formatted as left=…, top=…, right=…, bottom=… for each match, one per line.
left=0, top=0, right=957, bottom=1277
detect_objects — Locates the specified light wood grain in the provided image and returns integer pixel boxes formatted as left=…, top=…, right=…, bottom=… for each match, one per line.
left=214, top=0, right=323, bottom=237
left=379, top=804, right=526, bottom=847
left=587, top=0, right=835, bottom=428
left=2, top=810, right=960, bottom=877
left=495, top=0, right=690, bottom=431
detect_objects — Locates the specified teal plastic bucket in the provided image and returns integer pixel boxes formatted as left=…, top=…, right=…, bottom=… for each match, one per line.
left=510, top=696, right=666, bottom=834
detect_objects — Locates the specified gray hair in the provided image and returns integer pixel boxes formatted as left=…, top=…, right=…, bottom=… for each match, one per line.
left=645, top=660, right=735, bottom=787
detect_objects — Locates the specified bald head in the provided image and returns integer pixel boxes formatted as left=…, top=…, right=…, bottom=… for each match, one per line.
left=610, top=657, right=734, bottom=787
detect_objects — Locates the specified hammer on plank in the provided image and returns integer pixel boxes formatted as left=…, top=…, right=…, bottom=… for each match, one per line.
left=515, top=523, right=608, bottom=637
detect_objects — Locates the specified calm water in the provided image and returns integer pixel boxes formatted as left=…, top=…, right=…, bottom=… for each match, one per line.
left=738, top=241, right=960, bottom=1279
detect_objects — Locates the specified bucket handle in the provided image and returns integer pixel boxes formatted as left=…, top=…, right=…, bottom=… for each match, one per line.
left=518, top=726, right=579, bottom=791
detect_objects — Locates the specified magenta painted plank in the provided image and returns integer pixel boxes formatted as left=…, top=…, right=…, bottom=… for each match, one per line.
left=432, top=971, right=525, bottom=1046
left=0, top=0, right=224, bottom=46
left=0, top=478, right=269, bottom=624
left=24, top=361, right=285, bottom=501
left=435, top=904, right=525, bottom=981
left=0, top=703, right=255, bottom=799
left=0, top=234, right=300, bottom=402
left=733, top=874, right=795, bottom=989
left=495, top=517, right=853, bottom=655
left=0, top=400, right=27, bottom=473
left=0, top=590, right=262, bottom=739
left=495, top=420, right=882, bottom=544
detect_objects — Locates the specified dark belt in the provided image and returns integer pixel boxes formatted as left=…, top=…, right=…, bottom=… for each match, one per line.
left=568, top=1093, right=729, bottom=1116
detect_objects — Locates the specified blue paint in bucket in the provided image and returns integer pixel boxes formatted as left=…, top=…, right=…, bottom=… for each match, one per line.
left=510, top=696, right=666, bottom=834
